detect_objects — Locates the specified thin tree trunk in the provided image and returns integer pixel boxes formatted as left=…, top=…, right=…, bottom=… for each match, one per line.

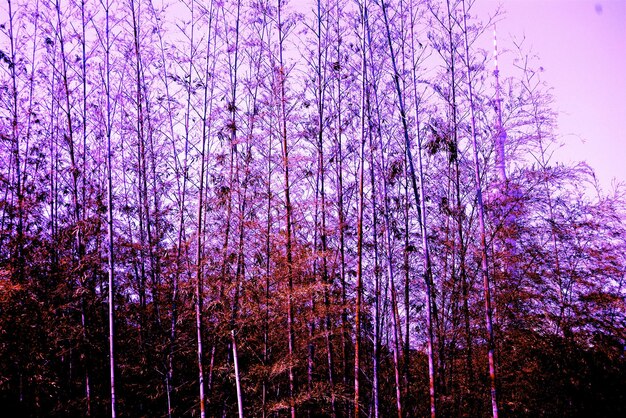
left=226, top=4, right=246, bottom=417
left=102, top=1, right=116, bottom=415
left=147, top=0, right=212, bottom=412
left=7, top=0, right=25, bottom=283
left=403, top=171, right=411, bottom=408
left=277, top=3, right=296, bottom=416
left=262, top=19, right=273, bottom=409
left=376, top=106, right=404, bottom=418
left=332, top=0, right=348, bottom=388
left=55, top=0, right=80, bottom=275
left=354, top=1, right=370, bottom=415
left=263, top=126, right=272, bottom=418
left=179, top=2, right=207, bottom=417
left=315, top=1, right=336, bottom=415
left=78, top=1, right=91, bottom=412
left=310, top=174, right=320, bottom=409
left=444, top=0, right=469, bottom=403
left=130, top=0, right=150, bottom=360
left=381, top=0, right=437, bottom=414
left=194, top=147, right=207, bottom=418
left=232, top=330, right=244, bottom=418
left=460, top=1, right=499, bottom=416
left=366, top=83, right=381, bottom=418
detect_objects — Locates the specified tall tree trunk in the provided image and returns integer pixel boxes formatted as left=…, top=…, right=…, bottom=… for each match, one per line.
left=366, top=77, right=381, bottom=418
left=130, top=0, right=150, bottom=362
left=261, top=6, right=273, bottom=407
left=78, top=1, right=91, bottom=413
left=277, top=3, right=296, bottom=416
left=315, top=2, right=336, bottom=414
left=55, top=0, right=80, bottom=283
left=103, top=1, right=117, bottom=415
left=7, top=0, right=24, bottom=283
left=444, top=0, right=469, bottom=403
left=376, top=95, right=404, bottom=418
left=232, top=330, right=244, bottom=418
left=178, top=2, right=207, bottom=417
left=263, top=123, right=272, bottom=418
left=460, top=1, right=499, bottom=416
left=226, top=3, right=246, bottom=416
left=380, top=0, right=437, bottom=416
left=354, top=2, right=368, bottom=416
left=332, top=0, right=349, bottom=388
left=403, top=168, right=411, bottom=408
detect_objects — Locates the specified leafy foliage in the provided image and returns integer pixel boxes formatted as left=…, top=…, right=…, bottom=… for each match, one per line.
left=0, top=0, right=624, bottom=416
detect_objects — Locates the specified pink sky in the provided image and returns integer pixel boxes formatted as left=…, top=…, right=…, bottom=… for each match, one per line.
left=477, top=0, right=626, bottom=190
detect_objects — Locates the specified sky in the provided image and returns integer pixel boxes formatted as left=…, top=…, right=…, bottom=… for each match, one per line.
left=470, top=0, right=626, bottom=190
left=290, top=0, right=626, bottom=191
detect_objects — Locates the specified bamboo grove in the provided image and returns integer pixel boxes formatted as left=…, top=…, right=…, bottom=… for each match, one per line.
left=1, top=0, right=625, bottom=416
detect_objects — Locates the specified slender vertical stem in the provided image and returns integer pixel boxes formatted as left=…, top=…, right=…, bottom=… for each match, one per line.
left=7, top=0, right=24, bottom=283
left=102, top=0, right=116, bottom=415
left=277, top=2, right=295, bottom=416
left=262, top=5, right=273, bottom=410
left=333, top=0, right=348, bottom=387
left=365, top=21, right=383, bottom=418
left=368, top=132, right=381, bottom=418
left=232, top=330, right=244, bottom=418
left=315, top=1, right=336, bottom=415
left=193, top=0, right=208, bottom=412
left=79, top=1, right=91, bottom=410
left=380, top=0, right=436, bottom=415
left=354, top=2, right=367, bottom=414
left=461, top=1, right=499, bottom=416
